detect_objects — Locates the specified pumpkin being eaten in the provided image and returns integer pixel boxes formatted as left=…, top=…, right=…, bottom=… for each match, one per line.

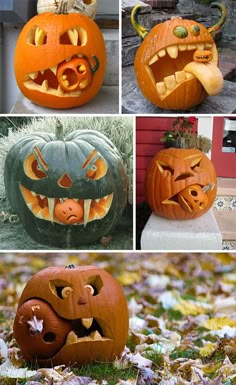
left=20, top=184, right=113, bottom=226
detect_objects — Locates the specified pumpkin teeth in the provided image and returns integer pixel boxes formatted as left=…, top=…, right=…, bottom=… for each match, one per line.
left=65, top=330, right=109, bottom=344
left=81, top=318, right=93, bottom=329
left=19, top=185, right=113, bottom=226
left=148, top=41, right=217, bottom=99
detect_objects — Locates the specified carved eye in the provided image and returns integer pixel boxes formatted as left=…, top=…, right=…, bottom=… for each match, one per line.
left=26, top=26, right=47, bottom=46
left=85, top=275, right=103, bottom=296
left=24, top=153, right=48, bottom=180
left=49, top=280, right=73, bottom=299
left=190, top=157, right=202, bottom=170
left=189, top=25, right=200, bottom=36
left=60, top=27, right=87, bottom=46
left=84, top=284, right=95, bottom=296
left=173, top=26, right=188, bottom=39
left=157, top=161, right=174, bottom=176
left=82, top=150, right=108, bottom=180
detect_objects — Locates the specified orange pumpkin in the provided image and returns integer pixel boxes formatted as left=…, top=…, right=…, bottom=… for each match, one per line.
left=13, top=265, right=129, bottom=366
left=145, top=148, right=217, bottom=220
left=131, top=3, right=226, bottom=110
left=14, top=9, right=106, bottom=109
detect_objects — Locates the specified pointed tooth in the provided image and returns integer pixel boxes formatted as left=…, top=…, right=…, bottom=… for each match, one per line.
left=66, top=331, right=79, bottom=345
left=104, top=195, right=108, bottom=200
left=62, top=75, right=67, bottom=80
left=68, top=28, right=78, bottom=46
left=77, top=54, right=83, bottom=58
left=167, top=45, right=178, bottom=59
left=156, top=81, right=167, bottom=96
left=58, top=85, right=65, bottom=96
left=36, top=211, right=44, bottom=219
left=197, top=43, right=205, bottom=51
left=66, top=57, right=72, bottom=62
left=47, top=198, right=55, bottom=223
left=164, top=75, right=176, bottom=91
left=28, top=71, right=38, bottom=80
left=81, top=318, right=93, bottom=329
left=27, top=203, right=33, bottom=210
left=31, top=191, right=37, bottom=197
left=63, top=79, right=70, bottom=87
left=42, top=80, right=48, bottom=91
left=79, top=79, right=89, bottom=89
left=79, top=65, right=86, bottom=72
left=39, top=194, right=45, bottom=199
left=50, top=65, right=57, bottom=76
left=40, top=70, right=45, bottom=75
left=95, top=199, right=100, bottom=203
left=187, top=44, right=196, bottom=50
left=73, top=198, right=79, bottom=202
left=158, top=49, right=166, bottom=57
left=84, top=199, right=91, bottom=227
left=90, top=330, right=103, bottom=340
left=179, top=44, right=187, bottom=51
left=175, top=70, right=186, bottom=84
left=149, top=54, right=158, bottom=65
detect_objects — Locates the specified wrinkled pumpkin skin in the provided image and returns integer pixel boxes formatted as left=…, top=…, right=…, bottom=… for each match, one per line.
left=145, top=148, right=217, bottom=220
left=14, top=12, right=106, bottom=109
left=4, top=130, right=128, bottom=247
left=14, top=265, right=129, bottom=366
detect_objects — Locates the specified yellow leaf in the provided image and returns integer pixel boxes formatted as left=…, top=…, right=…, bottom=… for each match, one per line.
left=117, top=272, right=141, bottom=285
left=200, top=342, right=218, bottom=357
left=174, top=298, right=210, bottom=316
left=203, top=317, right=236, bottom=330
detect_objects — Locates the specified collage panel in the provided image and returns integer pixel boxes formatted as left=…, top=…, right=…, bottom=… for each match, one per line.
left=1, top=0, right=119, bottom=114
left=1, top=251, right=236, bottom=384
left=122, top=0, right=236, bottom=114
left=136, top=115, right=236, bottom=251
left=0, top=115, right=134, bottom=250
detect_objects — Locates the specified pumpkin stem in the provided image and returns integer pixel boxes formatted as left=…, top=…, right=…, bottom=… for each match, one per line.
left=91, top=55, right=100, bottom=74
left=131, top=5, right=149, bottom=40
left=207, top=2, right=227, bottom=38
left=55, top=119, right=64, bottom=141
left=56, top=0, right=68, bottom=14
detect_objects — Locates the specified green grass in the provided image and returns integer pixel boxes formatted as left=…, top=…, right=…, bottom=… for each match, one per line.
left=73, top=362, right=138, bottom=385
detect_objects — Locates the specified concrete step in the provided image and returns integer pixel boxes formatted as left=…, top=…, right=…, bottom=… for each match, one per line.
left=104, top=29, right=119, bottom=86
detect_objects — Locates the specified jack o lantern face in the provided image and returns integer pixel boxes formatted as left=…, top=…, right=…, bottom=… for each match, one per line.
left=20, top=144, right=112, bottom=226
left=13, top=265, right=129, bottom=366
left=145, top=148, right=217, bottom=220
left=4, top=129, right=128, bottom=247
left=14, top=12, right=106, bottom=109
left=132, top=5, right=226, bottom=110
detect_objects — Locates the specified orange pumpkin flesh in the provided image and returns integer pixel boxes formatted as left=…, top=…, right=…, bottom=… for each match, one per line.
left=134, top=18, right=223, bottom=110
left=14, top=12, right=106, bottom=109
left=145, top=148, right=217, bottom=220
left=14, top=266, right=129, bottom=366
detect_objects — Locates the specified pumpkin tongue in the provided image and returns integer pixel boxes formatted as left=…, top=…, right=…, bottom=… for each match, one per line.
left=184, top=62, right=223, bottom=95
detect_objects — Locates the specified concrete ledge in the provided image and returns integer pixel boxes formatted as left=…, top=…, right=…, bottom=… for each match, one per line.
left=10, top=86, right=119, bottom=114
left=214, top=211, right=236, bottom=241
left=141, top=209, right=222, bottom=250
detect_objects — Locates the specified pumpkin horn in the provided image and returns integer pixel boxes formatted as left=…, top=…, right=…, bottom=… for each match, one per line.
left=55, top=118, right=64, bottom=141
left=131, top=5, right=149, bottom=40
left=91, top=55, right=100, bottom=73
left=207, top=2, right=227, bottom=38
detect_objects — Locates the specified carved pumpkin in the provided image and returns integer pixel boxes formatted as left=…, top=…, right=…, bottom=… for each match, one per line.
left=4, top=121, right=128, bottom=247
left=131, top=3, right=227, bottom=110
left=145, top=148, right=217, bottom=220
left=13, top=265, right=129, bottom=366
left=14, top=5, right=106, bottom=109
left=37, top=0, right=97, bottom=19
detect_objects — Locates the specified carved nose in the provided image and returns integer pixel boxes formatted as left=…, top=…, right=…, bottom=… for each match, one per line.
left=58, top=173, right=73, bottom=188
left=78, top=296, right=87, bottom=305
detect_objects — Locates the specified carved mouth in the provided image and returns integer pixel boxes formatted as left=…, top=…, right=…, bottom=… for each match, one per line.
left=20, top=184, right=113, bottom=226
left=65, top=318, right=112, bottom=345
left=23, top=54, right=89, bottom=97
left=147, top=42, right=223, bottom=98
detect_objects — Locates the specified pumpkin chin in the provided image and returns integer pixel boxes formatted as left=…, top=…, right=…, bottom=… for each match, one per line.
left=19, top=184, right=113, bottom=226
left=147, top=42, right=223, bottom=100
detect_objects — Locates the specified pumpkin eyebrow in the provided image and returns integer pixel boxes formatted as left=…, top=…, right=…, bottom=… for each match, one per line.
left=82, top=150, right=98, bottom=169
left=33, top=146, right=49, bottom=171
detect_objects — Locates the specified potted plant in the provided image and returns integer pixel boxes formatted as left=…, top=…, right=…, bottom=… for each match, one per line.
left=160, top=117, right=212, bottom=153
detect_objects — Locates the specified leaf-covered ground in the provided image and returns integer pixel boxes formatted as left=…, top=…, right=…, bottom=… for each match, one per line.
left=1, top=252, right=236, bottom=384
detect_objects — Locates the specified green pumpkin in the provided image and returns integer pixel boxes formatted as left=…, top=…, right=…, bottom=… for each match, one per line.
left=4, top=121, right=128, bottom=247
